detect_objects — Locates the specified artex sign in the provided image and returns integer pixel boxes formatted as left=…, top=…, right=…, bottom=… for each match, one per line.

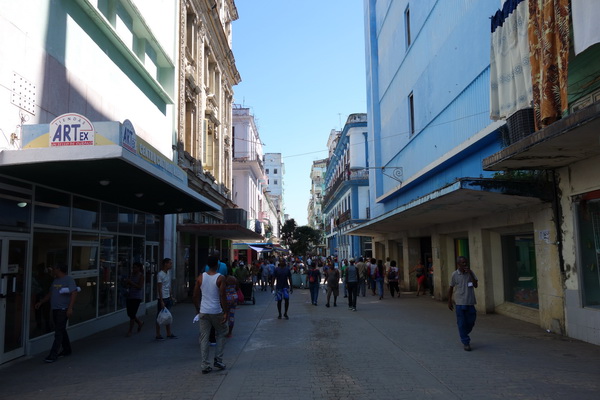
left=49, top=113, right=95, bottom=146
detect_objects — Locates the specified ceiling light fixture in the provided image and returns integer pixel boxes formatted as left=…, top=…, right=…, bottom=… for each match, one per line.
left=157, top=201, right=165, bottom=206
left=17, top=202, right=28, bottom=208
left=99, top=180, right=111, bottom=186
left=135, top=193, right=144, bottom=198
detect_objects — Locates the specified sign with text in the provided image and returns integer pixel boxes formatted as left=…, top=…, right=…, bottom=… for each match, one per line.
left=49, top=113, right=95, bottom=147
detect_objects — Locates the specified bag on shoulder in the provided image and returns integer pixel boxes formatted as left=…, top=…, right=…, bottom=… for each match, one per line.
left=388, top=268, right=396, bottom=280
left=156, top=308, right=172, bottom=326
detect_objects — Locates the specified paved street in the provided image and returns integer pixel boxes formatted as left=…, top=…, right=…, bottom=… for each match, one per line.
left=2, top=284, right=600, bottom=400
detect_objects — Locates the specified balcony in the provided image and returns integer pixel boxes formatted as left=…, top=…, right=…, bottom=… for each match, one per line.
left=322, top=167, right=369, bottom=208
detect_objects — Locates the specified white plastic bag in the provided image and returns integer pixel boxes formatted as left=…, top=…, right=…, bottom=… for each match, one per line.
left=156, top=308, right=173, bottom=325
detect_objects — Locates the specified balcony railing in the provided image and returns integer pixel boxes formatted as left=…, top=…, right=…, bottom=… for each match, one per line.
left=322, top=167, right=369, bottom=208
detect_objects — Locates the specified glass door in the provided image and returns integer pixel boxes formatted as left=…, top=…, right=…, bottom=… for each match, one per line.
left=0, top=238, right=28, bottom=364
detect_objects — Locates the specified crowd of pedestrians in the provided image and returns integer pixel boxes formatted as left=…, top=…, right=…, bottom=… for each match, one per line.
left=39, top=249, right=481, bottom=376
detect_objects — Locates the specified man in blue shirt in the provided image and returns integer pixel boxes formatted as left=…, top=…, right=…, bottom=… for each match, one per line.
left=35, top=265, right=78, bottom=363
left=273, top=260, right=293, bottom=319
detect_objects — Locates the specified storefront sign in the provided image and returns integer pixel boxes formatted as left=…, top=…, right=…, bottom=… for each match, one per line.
left=122, top=119, right=137, bottom=154
left=49, top=113, right=95, bottom=147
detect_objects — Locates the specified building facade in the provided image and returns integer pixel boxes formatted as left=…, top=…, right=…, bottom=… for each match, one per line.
left=322, top=114, right=371, bottom=261
left=354, top=0, right=600, bottom=345
left=0, top=0, right=259, bottom=364
left=308, top=159, right=327, bottom=255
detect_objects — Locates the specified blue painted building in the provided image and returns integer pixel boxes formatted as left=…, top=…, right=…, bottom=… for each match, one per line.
left=352, top=0, right=565, bottom=334
left=322, top=114, right=371, bottom=260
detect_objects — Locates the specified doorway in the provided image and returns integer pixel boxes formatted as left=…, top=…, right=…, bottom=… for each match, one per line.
left=0, top=237, right=29, bottom=364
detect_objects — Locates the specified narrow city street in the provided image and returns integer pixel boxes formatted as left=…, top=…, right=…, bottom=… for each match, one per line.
left=2, top=285, right=600, bottom=400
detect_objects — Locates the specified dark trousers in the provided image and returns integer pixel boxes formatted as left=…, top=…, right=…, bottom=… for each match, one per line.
left=389, top=281, right=399, bottom=297
left=347, top=282, right=358, bottom=308
left=49, top=309, right=71, bottom=357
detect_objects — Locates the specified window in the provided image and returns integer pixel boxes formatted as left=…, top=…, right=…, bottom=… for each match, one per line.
left=408, top=91, right=415, bottom=136
left=274, top=168, right=278, bottom=174
left=274, top=180, right=278, bottom=185
left=576, top=196, right=600, bottom=308
left=405, top=5, right=411, bottom=48
left=502, top=234, right=538, bottom=309
left=266, top=169, right=269, bottom=174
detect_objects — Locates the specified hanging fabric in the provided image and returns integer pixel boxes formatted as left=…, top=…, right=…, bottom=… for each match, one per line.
left=490, top=0, right=533, bottom=121
left=528, top=0, right=570, bottom=130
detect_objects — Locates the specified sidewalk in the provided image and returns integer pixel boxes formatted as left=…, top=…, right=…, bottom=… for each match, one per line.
left=2, top=285, right=600, bottom=400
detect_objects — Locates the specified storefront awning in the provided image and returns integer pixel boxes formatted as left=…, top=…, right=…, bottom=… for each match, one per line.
left=347, top=178, right=553, bottom=236
left=233, top=242, right=290, bottom=253
left=0, top=117, right=220, bottom=215
left=483, top=102, right=600, bottom=170
left=177, top=223, right=264, bottom=241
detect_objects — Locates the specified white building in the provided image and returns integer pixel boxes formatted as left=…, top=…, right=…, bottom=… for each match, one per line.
left=308, top=158, right=327, bottom=255
left=231, top=105, right=267, bottom=235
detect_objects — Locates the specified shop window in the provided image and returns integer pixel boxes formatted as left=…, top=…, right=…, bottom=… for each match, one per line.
left=0, top=184, right=31, bottom=232
left=118, top=207, right=134, bottom=234
left=117, top=235, right=133, bottom=310
left=29, top=230, right=68, bottom=339
left=100, top=203, right=119, bottom=233
left=34, top=187, right=70, bottom=227
left=576, top=197, right=600, bottom=308
left=502, top=234, right=538, bottom=309
left=146, top=214, right=160, bottom=242
left=69, top=276, right=98, bottom=325
left=99, top=234, right=117, bottom=316
left=72, top=196, right=99, bottom=230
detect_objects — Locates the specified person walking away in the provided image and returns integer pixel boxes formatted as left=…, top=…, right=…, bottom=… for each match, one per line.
left=447, top=256, right=478, bottom=351
left=273, top=261, right=293, bottom=319
left=368, top=258, right=377, bottom=295
left=324, top=264, right=340, bottom=307
left=341, top=259, right=349, bottom=298
left=193, top=255, right=229, bottom=374
left=155, top=258, right=177, bottom=340
left=125, top=262, right=144, bottom=337
left=387, top=260, right=400, bottom=298
left=307, top=263, right=321, bottom=305
left=356, top=257, right=367, bottom=297
left=224, top=267, right=240, bottom=337
left=427, top=257, right=435, bottom=298
left=410, top=260, right=427, bottom=296
left=376, top=259, right=385, bottom=300
left=345, top=259, right=359, bottom=311
left=35, top=265, right=78, bottom=363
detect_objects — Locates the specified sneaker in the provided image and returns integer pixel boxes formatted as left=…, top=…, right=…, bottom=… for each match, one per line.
left=325, top=304, right=330, bottom=308
left=277, top=315, right=282, bottom=319
left=202, top=366, right=213, bottom=374
left=352, top=308, right=357, bottom=311
left=213, top=360, right=226, bottom=370
left=463, top=344, right=472, bottom=351
left=44, top=356, right=57, bottom=363
left=167, top=334, right=178, bottom=339
left=284, top=314, right=289, bottom=320
left=155, top=336, right=165, bottom=341
left=333, top=303, right=337, bottom=307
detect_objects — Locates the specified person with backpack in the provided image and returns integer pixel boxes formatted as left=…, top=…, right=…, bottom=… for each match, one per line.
left=387, top=260, right=400, bottom=298
left=307, top=263, right=321, bottom=305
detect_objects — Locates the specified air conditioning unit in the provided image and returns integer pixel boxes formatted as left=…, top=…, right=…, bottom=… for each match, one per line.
left=224, top=208, right=247, bottom=226
left=505, top=107, right=535, bottom=145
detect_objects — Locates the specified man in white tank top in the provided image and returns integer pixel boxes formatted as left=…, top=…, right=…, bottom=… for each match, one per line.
left=193, top=255, right=229, bottom=374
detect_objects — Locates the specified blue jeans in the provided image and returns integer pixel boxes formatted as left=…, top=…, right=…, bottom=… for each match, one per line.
left=199, top=313, right=228, bottom=369
left=309, top=282, right=320, bottom=304
left=455, top=305, right=477, bottom=345
left=376, top=278, right=384, bottom=298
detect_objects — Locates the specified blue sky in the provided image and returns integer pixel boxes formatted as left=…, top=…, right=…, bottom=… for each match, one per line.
left=232, top=0, right=367, bottom=226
